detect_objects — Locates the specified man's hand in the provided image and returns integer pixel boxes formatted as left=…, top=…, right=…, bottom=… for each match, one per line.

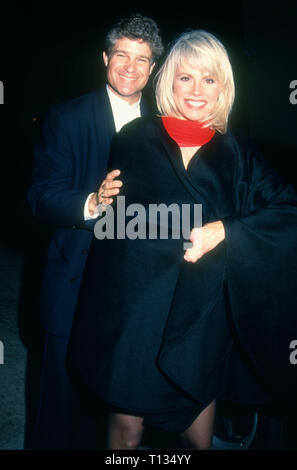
left=184, top=220, right=225, bottom=263
left=88, top=169, right=122, bottom=216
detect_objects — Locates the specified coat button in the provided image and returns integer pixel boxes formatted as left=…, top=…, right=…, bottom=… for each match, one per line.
left=70, top=278, right=77, bottom=283
left=82, top=249, right=88, bottom=255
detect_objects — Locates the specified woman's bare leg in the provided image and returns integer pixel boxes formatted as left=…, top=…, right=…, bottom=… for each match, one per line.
left=182, top=400, right=216, bottom=449
left=108, top=413, right=144, bottom=450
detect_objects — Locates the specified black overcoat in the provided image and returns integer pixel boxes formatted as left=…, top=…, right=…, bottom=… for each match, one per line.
left=70, top=116, right=297, bottom=432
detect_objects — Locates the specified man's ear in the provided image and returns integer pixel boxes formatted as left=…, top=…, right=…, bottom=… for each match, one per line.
left=103, top=51, right=109, bottom=67
left=149, top=62, right=156, bottom=75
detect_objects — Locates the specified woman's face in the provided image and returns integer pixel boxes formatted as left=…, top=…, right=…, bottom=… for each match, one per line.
left=172, top=60, right=220, bottom=121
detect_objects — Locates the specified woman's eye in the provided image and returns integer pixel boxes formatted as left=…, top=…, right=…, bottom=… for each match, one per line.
left=204, top=77, right=215, bottom=84
left=180, top=76, right=190, bottom=82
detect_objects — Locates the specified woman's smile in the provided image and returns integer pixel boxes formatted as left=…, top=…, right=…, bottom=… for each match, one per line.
left=172, top=61, right=220, bottom=121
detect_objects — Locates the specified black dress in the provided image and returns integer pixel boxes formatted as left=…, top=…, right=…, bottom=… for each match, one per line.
left=69, top=117, right=297, bottom=432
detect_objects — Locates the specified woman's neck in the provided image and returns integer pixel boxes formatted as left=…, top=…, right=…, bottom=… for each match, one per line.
left=180, top=146, right=201, bottom=170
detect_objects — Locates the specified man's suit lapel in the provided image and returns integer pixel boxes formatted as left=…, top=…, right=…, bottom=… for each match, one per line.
left=140, top=95, right=150, bottom=116
left=94, top=87, right=116, bottom=151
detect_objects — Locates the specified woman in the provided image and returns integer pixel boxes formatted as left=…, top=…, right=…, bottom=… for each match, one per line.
left=70, top=30, right=297, bottom=449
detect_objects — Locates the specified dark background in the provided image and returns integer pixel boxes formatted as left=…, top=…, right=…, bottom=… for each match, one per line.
left=0, top=0, right=297, bottom=449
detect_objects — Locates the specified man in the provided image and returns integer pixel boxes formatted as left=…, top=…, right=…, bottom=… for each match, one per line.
left=27, top=13, right=163, bottom=449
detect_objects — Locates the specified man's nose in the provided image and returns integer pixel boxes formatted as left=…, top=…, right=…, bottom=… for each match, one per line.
left=124, top=59, right=137, bottom=73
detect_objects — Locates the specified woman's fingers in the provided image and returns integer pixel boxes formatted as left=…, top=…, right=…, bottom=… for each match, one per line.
left=184, top=221, right=225, bottom=263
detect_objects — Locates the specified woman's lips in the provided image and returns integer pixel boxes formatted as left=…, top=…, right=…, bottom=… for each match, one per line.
left=185, top=99, right=207, bottom=108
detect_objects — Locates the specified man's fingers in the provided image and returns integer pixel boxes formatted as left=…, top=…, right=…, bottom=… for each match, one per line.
left=103, top=187, right=120, bottom=197
left=102, top=198, right=113, bottom=205
left=104, top=179, right=123, bottom=190
left=105, top=169, right=121, bottom=181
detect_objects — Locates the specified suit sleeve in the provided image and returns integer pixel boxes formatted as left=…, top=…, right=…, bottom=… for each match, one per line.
left=222, top=140, right=297, bottom=401
left=27, top=106, right=91, bottom=229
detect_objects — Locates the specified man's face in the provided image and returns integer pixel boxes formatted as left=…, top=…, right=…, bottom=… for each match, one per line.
left=103, top=37, right=155, bottom=104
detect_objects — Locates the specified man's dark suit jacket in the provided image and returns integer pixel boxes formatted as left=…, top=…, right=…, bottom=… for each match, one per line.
left=27, top=87, right=148, bottom=338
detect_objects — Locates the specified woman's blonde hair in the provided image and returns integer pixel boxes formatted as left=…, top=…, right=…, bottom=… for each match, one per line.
left=155, top=30, right=235, bottom=133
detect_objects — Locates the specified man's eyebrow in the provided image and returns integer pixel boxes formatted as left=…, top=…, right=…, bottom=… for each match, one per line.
left=112, top=49, right=126, bottom=54
left=112, top=49, right=151, bottom=60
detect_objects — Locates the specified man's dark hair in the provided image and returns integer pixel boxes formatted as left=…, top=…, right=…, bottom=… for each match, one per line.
left=104, top=13, right=164, bottom=63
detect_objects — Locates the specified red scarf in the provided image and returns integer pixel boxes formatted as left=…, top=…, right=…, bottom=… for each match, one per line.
left=161, top=116, right=215, bottom=147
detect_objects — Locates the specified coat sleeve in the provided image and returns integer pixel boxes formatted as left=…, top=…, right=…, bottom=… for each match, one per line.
left=222, top=138, right=297, bottom=401
left=27, top=106, right=92, bottom=229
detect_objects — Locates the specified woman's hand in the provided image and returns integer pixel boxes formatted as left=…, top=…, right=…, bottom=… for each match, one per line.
left=184, top=220, right=225, bottom=263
